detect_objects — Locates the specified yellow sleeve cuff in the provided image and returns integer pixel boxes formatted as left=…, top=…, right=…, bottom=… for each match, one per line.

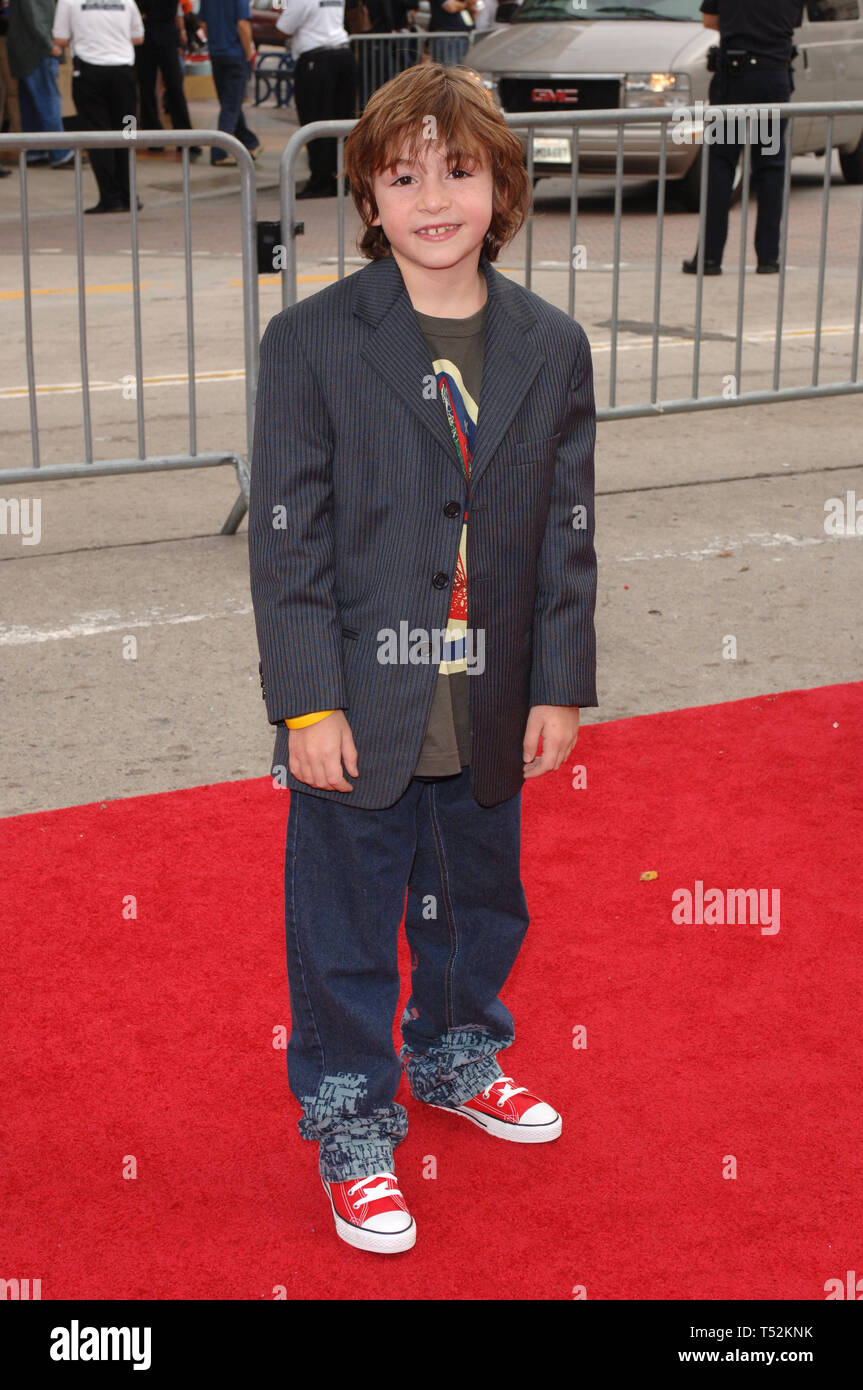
left=284, top=710, right=335, bottom=729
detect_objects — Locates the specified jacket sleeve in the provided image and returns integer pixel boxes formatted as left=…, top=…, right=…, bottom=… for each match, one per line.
left=249, top=310, right=348, bottom=725
left=529, top=323, right=598, bottom=710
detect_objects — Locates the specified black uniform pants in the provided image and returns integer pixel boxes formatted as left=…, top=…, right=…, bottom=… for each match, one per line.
left=293, top=45, right=356, bottom=187
left=705, top=68, right=793, bottom=266
left=72, top=58, right=137, bottom=206
left=135, top=32, right=193, bottom=137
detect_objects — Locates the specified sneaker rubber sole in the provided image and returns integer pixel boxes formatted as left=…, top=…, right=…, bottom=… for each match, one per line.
left=427, top=1101, right=562, bottom=1143
left=320, top=1176, right=417, bottom=1254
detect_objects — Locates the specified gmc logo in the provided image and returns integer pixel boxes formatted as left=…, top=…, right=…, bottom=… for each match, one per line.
left=531, top=88, right=580, bottom=104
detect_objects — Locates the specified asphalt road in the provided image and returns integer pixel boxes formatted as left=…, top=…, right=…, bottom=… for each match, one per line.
left=1, top=95, right=861, bottom=815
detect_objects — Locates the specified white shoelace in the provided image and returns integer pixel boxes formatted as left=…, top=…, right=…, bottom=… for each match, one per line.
left=482, top=1076, right=529, bottom=1108
left=347, top=1171, right=401, bottom=1210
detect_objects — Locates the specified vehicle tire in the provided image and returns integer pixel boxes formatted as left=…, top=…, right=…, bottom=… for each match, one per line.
left=839, top=132, right=863, bottom=184
left=666, top=148, right=744, bottom=211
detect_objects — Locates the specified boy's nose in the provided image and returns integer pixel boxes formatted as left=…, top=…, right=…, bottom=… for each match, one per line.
left=419, top=192, right=450, bottom=212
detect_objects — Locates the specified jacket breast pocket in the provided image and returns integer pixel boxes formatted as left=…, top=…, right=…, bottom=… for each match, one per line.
left=497, top=432, right=562, bottom=467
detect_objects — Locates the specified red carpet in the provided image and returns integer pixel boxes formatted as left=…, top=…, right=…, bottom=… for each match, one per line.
left=3, top=682, right=861, bottom=1300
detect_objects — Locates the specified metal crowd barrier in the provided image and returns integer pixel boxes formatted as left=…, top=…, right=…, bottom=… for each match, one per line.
left=279, top=100, right=863, bottom=421
left=4, top=100, right=863, bottom=528
left=0, top=129, right=257, bottom=533
left=348, top=30, right=479, bottom=114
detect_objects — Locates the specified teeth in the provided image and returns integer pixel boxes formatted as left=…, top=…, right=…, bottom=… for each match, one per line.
left=420, top=226, right=457, bottom=236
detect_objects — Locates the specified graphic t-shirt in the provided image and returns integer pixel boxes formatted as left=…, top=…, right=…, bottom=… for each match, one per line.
left=411, top=299, right=487, bottom=779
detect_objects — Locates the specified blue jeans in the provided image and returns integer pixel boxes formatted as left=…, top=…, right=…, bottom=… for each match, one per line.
left=209, top=53, right=259, bottom=162
left=18, top=55, right=70, bottom=164
left=284, top=766, right=530, bottom=1182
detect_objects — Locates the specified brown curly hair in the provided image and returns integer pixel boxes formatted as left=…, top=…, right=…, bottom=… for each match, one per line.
left=342, top=63, right=531, bottom=263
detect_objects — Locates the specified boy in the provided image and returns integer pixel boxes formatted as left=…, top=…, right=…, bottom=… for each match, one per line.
left=248, top=63, right=597, bottom=1255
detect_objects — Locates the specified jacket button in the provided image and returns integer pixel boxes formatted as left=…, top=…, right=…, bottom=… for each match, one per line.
left=443, top=500, right=461, bottom=518
left=432, top=571, right=450, bottom=589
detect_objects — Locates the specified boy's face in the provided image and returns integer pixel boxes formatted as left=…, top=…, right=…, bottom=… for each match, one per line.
left=368, top=139, right=494, bottom=274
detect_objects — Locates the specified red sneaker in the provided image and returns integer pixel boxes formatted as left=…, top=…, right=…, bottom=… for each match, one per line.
left=427, top=1075, right=562, bottom=1143
left=321, top=1170, right=416, bottom=1254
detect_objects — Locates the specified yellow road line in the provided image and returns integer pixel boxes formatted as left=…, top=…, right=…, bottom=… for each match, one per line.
left=1, top=324, right=857, bottom=398
left=0, top=368, right=244, bottom=400
left=0, top=283, right=156, bottom=300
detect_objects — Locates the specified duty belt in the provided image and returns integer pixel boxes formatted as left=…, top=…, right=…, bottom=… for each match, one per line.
left=299, top=43, right=351, bottom=57
left=721, top=46, right=794, bottom=73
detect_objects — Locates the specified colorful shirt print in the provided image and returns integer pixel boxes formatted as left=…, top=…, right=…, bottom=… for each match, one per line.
left=434, top=357, right=478, bottom=677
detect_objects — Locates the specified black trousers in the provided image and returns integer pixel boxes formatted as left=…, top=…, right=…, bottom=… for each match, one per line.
left=135, top=32, right=193, bottom=136
left=292, top=46, right=357, bottom=187
left=72, top=58, right=137, bottom=206
left=705, top=68, right=793, bottom=265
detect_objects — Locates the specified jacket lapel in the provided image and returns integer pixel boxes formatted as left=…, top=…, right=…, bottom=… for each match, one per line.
left=355, top=252, right=545, bottom=492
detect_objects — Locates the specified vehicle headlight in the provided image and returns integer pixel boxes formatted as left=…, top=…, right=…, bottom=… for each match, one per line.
left=624, top=73, right=691, bottom=108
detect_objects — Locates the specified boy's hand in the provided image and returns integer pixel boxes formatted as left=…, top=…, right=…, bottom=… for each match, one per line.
left=523, top=705, right=580, bottom=779
left=288, top=710, right=358, bottom=792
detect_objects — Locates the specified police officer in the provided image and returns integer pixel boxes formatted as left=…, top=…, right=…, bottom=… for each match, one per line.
left=683, top=0, right=804, bottom=277
left=276, top=0, right=357, bottom=198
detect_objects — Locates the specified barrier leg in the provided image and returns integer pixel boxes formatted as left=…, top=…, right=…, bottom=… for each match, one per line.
left=221, top=490, right=248, bottom=534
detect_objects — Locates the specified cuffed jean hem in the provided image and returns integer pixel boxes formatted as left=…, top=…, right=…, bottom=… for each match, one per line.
left=399, top=1028, right=513, bottom=1109
left=298, top=1103, right=409, bottom=1183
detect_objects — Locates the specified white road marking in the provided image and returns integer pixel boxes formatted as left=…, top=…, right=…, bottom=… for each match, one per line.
left=1, top=325, right=855, bottom=399
left=0, top=601, right=252, bottom=646
left=0, top=532, right=836, bottom=645
left=617, top=531, right=828, bottom=562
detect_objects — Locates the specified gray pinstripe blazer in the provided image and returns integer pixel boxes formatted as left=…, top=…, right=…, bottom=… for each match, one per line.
left=248, top=250, right=597, bottom=810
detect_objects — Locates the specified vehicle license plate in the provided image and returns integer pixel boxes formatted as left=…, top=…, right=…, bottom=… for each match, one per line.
left=533, top=137, right=572, bottom=164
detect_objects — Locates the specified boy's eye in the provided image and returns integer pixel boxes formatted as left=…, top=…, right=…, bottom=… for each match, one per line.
left=390, top=168, right=473, bottom=186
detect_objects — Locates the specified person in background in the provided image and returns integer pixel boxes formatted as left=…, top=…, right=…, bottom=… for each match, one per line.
left=177, top=0, right=200, bottom=55
left=683, top=0, right=805, bottom=276
left=0, top=0, right=19, bottom=176
left=52, top=0, right=146, bottom=212
left=274, top=0, right=356, bottom=198
left=471, top=0, right=494, bottom=34
left=428, top=0, right=476, bottom=67
left=356, top=0, right=415, bottom=109
left=135, top=0, right=201, bottom=157
left=7, top=0, right=73, bottom=167
left=196, top=0, right=259, bottom=167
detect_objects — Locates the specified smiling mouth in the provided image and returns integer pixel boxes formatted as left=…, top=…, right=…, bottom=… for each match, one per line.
left=416, top=224, right=461, bottom=236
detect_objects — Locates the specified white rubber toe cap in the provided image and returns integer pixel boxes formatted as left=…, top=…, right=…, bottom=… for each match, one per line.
left=362, top=1210, right=413, bottom=1234
left=519, top=1101, right=558, bottom=1125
